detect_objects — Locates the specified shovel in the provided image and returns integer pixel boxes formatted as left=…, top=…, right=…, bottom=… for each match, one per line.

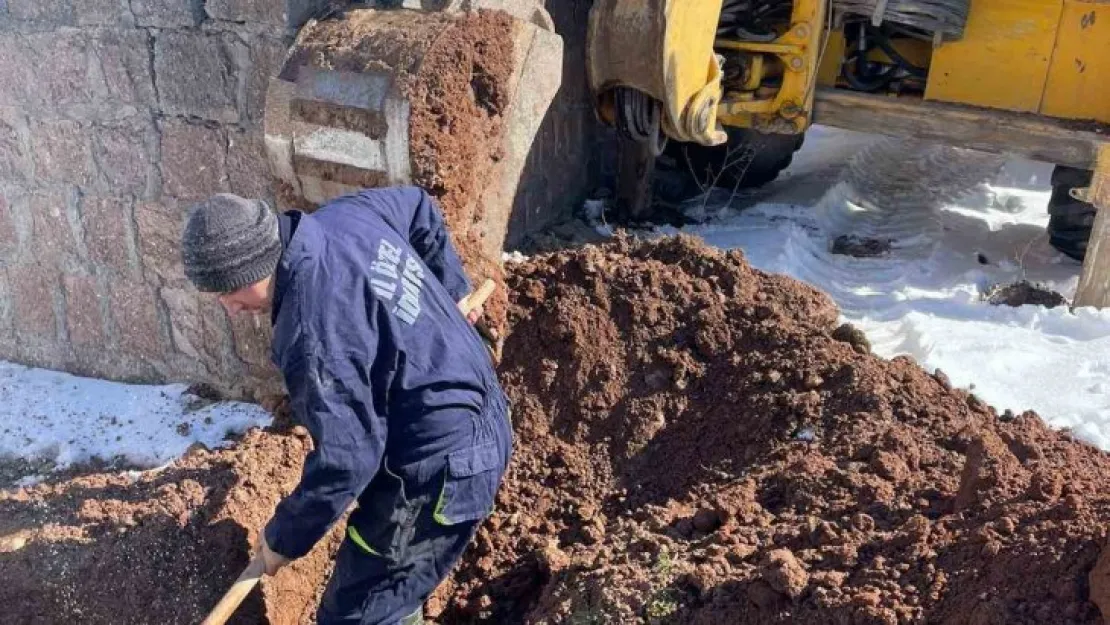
left=459, top=279, right=502, bottom=359
left=200, top=553, right=265, bottom=625
left=458, top=278, right=496, bottom=317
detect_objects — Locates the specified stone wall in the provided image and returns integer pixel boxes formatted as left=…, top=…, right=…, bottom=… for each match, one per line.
left=0, top=0, right=599, bottom=395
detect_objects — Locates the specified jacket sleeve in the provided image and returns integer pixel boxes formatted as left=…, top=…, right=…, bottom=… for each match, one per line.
left=264, top=347, right=387, bottom=560
left=394, top=187, right=473, bottom=302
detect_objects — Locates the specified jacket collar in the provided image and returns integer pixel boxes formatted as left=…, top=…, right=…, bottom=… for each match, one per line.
left=272, top=210, right=310, bottom=325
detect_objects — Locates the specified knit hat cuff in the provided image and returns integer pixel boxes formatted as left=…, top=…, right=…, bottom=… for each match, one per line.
left=189, top=245, right=282, bottom=293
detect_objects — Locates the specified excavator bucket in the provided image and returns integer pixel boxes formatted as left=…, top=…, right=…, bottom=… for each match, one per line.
left=263, top=4, right=562, bottom=264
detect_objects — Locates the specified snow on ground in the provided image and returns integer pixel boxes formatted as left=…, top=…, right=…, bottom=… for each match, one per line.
left=669, top=126, right=1110, bottom=449
left=0, top=361, right=271, bottom=469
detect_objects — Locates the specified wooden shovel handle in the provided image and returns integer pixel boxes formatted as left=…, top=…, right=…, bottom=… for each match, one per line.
left=458, top=279, right=496, bottom=316
left=200, top=554, right=266, bottom=625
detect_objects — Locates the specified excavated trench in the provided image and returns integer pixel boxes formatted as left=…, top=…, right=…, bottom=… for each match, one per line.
left=5, top=235, right=1110, bottom=625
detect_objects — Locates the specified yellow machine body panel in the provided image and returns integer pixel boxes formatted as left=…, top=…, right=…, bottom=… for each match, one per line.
left=925, top=0, right=1110, bottom=124
left=816, top=30, right=846, bottom=87
left=1042, top=1, right=1110, bottom=123
left=925, top=0, right=1062, bottom=112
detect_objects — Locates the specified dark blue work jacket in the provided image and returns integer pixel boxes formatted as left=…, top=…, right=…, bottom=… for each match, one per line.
left=262, top=186, right=504, bottom=559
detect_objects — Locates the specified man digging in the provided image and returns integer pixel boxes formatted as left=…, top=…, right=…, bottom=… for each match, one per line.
left=181, top=187, right=512, bottom=625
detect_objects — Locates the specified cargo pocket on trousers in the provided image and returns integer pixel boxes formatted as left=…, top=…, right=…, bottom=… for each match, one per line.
left=433, top=440, right=502, bottom=525
left=347, top=464, right=420, bottom=562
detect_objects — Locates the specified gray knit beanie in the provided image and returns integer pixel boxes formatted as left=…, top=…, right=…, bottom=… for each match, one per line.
left=181, top=194, right=282, bottom=293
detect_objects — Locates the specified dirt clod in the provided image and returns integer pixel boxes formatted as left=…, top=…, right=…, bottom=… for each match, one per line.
left=832, top=322, right=871, bottom=354
left=830, top=235, right=892, bottom=258
left=761, top=549, right=810, bottom=598
left=692, top=508, right=723, bottom=533
left=986, top=281, right=1068, bottom=309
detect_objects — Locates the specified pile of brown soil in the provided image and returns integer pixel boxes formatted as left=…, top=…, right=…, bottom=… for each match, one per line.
left=0, top=428, right=340, bottom=625
left=435, top=235, right=1110, bottom=624
left=407, top=10, right=515, bottom=336
left=5, top=236, right=1110, bottom=624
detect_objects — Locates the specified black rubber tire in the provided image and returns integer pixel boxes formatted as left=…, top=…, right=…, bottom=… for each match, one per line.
left=1047, top=165, right=1096, bottom=261
left=660, top=128, right=805, bottom=198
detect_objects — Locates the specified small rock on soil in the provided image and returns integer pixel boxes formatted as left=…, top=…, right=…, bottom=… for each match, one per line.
left=986, top=281, right=1068, bottom=309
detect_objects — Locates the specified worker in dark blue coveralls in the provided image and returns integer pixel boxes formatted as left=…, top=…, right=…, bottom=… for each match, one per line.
left=179, top=187, right=512, bottom=625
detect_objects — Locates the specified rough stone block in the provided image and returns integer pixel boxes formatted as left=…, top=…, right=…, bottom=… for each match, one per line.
left=132, top=0, right=202, bottom=27
left=28, top=190, right=79, bottom=265
left=0, top=109, right=31, bottom=183
left=109, top=281, right=166, bottom=358
left=199, top=297, right=233, bottom=361
left=205, top=0, right=327, bottom=29
left=6, top=336, right=71, bottom=372
left=24, top=31, right=95, bottom=112
left=0, top=36, right=31, bottom=106
left=204, top=0, right=279, bottom=24
left=81, top=196, right=134, bottom=274
left=227, top=130, right=273, bottom=201
left=135, top=200, right=187, bottom=286
left=0, top=270, right=11, bottom=337
left=160, top=287, right=233, bottom=368
left=154, top=32, right=239, bottom=123
left=229, top=313, right=272, bottom=367
left=0, top=193, right=17, bottom=262
left=63, top=273, right=105, bottom=347
left=74, top=0, right=132, bottom=25
left=94, top=122, right=153, bottom=195
left=7, top=0, right=74, bottom=23
left=91, top=30, right=157, bottom=108
left=160, top=287, right=202, bottom=361
left=246, top=37, right=289, bottom=124
left=159, top=120, right=227, bottom=201
left=31, top=120, right=96, bottom=187
left=7, top=264, right=59, bottom=338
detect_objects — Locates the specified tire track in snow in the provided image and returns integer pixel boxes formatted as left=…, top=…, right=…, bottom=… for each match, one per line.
left=673, top=130, right=1110, bottom=448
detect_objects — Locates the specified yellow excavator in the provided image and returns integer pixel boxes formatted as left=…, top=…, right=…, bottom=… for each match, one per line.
left=585, top=0, right=1110, bottom=305
left=263, top=0, right=1110, bottom=305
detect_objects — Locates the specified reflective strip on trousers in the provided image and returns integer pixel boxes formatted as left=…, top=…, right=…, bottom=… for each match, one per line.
left=346, top=525, right=382, bottom=556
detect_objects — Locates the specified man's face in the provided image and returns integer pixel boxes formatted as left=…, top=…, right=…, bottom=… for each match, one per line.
left=218, top=277, right=273, bottom=317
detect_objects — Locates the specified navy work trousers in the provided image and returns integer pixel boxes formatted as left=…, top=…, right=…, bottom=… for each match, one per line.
left=316, top=401, right=512, bottom=625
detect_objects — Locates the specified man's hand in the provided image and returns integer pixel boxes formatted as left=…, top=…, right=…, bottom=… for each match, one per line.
left=255, top=534, right=290, bottom=576
left=457, top=279, right=496, bottom=325
left=465, top=304, right=483, bottom=325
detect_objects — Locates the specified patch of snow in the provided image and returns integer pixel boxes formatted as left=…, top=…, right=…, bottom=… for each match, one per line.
left=676, top=127, right=1110, bottom=450
left=502, top=251, right=529, bottom=264
left=0, top=361, right=272, bottom=468
left=794, top=427, right=817, bottom=442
